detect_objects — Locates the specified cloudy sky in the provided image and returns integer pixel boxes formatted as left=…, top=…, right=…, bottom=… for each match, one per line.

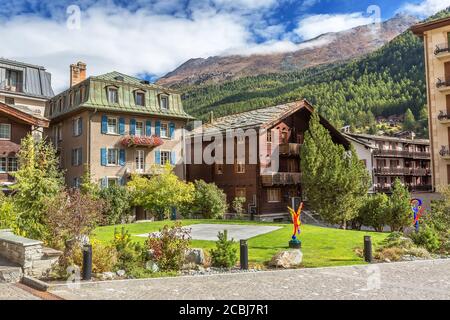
left=0, top=0, right=449, bottom=93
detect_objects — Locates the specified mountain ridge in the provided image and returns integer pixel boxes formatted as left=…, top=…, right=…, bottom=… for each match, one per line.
left=157, top=14, right=419, bottom=88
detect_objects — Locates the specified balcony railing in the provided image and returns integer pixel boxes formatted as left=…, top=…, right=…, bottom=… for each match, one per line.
left=261, top=172, right=301, bottom=186
left=279, top=143, right=301, bottom=156
left=120, top=135, right=164, bottom=148
left=374, top=149, right=430, bottom=159
left=437, top=78, right=450, bottom=90
left=374, top=167, right=431, bottom=176
left=435, top=43, right=450, bottom=56
left=439, top=145, right=450, bottom=158
left=438, top=111, right=450, bottom=122
left=374, top=184, right=433, bottom=193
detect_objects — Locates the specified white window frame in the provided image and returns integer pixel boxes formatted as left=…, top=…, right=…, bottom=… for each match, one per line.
left=107, top=148, right=119, bottom=166
left=107, top=177, right=119, bottom=187
left=160, top=122, right=169, bottom=138
left=267, top=188, right=281, bottom=203
left=160, top=96, right=169, bottom=110
left=235, top=161, right=245, bottom=174
left=136, top=149, right=145, bottom=173
left=160, top=150, right=171, bottom=165
left=135, top=91, right=145, bottom=106
left=107, top=117, right=119, bottom=135
left=0, top=124, right=11, bottom=140
left=0, top=157, right=7, bottom=173
left=108, top=87, right=119, bottom=104
left=135, top=121, right=144, bottom=137
left=73, top=117, right=82, bottom=136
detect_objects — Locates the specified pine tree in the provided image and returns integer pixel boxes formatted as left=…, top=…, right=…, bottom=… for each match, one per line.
left=403, top=108, right=416, bottom=131
left=300, top=112, right=370, bottom=228
left=388, top=178, right=411, bottom=232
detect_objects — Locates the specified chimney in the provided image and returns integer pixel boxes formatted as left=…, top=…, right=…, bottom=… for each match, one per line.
left=70, top=61, right=87, bottom=87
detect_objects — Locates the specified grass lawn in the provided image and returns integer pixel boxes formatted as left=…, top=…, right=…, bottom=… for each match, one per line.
left=93, top=220, right=389, bottom=268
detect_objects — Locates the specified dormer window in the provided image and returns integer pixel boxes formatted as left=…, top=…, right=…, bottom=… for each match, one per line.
left=135, top=91, right=145, bottom=106
left=159, top=95, right=169, bottom=110
left=5, top=69, right=22, bottom=92
left=108, top=87, right=119, bottom=104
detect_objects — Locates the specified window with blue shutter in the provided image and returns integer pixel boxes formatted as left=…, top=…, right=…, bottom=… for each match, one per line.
left=171, top=151, right=176, bottom=165
left=119, top=118, right=125, bottom=135
left=169, top=122, right=175, bottom=139
left=101, top=115, right=108, bottom=134
left=100, top=177, right=107, bottom=189
left=155, top=120, right=161, bottom=137
left=146, top=120, right=152, bottom=136
left=130, top=118, right=136, bottom=135
left=155, top=150, right=161, bottom=165
left=119, top=149, right=126, bottom=166
left=100, top=148, right=107, bottom=166
left=78, top=118, right=82, bottom=135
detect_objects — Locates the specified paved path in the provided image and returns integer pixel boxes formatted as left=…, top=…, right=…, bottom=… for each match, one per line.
left=137, top=224, right=281, bottom=241
left=49, top=259, right=450, bottom=300
left=0, top=284, right=40, bottom=300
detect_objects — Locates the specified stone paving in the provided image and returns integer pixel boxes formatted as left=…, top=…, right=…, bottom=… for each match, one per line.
left=0, top=284, right=40, bottom=300
left=48, top=259, right=450, bottom=300
left=137, top=224, right=282, bottom=241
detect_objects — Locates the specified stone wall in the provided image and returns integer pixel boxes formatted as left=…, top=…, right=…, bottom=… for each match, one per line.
left=0, top=229, right=61, bottom=277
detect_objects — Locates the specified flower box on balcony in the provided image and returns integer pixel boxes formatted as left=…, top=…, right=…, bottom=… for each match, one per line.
left=120, top=135, right=164, bottom=148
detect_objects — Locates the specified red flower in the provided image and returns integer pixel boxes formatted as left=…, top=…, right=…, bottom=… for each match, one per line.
left=120, top=135, right=164, bottom=148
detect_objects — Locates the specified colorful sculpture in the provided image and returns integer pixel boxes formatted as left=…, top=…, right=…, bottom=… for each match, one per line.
left=288, top=202, right=304, bottom=249
left=410, top=198, right=425, bottom=232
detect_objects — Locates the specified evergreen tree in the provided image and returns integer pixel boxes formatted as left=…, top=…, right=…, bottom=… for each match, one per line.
left=300, top=112, right=370, bottom=228
left=403, top=108, right=416, bottom=131
left=387, top=178, right=411, bottom=232
left=11, top=135, right=64, bottom=240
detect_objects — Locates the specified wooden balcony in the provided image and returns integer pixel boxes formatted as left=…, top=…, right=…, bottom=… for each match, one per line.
left=261, top=172, right=301, bottom=186
left=279, top=143, right=301, bottom=156
left=374, top=167, right=431, bottom=176
left=374, top=184, right=433, bottom=193
left=374, top=149, right=412, bottom=158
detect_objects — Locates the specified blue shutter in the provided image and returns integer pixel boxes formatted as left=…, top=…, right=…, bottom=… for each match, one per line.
left=100, top=148, right=107, bottom=166
left=78, top=118, right=82, bottom=135
left=170, top=151, right=176, bottom=165
left=119, top=149, right=126, bottom=166
left=155, top=120, right=161, bottom=137
left=155, top=150, right=161, bottom=165
left=101, top=115, right=108, bottom=134
left=146, top=120, right=152, bottom=136
left=119, top=118, right=125, bottom=135
left=130, top=118, right=136, bottom=135
left=169, top=122, right=175, bottom=139
left=101, top=177, right=107, bottom=189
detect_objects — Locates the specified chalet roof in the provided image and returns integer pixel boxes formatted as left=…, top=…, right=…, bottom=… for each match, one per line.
left=0, top=58, right=54, bottom=99
left=410, top=16, right=450, bottom=36
left=347, top=133, right=429, bottom=146
left=201, top=100, right=310, bottom=133
left=193, top=99, right=350, bottom=148
left=0, top=102, right=49, bottom=127
left=342, top=133, right=375, bottom=149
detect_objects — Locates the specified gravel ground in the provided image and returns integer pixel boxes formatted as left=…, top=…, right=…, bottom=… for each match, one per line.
left=0, top=284, right=40, bottom=300
left=48, top=259, right=450, bottom=300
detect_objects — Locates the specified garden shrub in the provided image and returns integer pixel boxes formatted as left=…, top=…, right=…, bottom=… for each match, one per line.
left=374, top=247, right=404, bottom=262
left=232, top=197, right=246, bottom=218
left=72, top=240, right=118, bottom=274
left=112, top=227, right=146, bottom=272
left=357, top=193, right=390, bottom=232
left=210, top=230, right=238, bottom=268
left=146, top=222, right=191, bottom=272
left=382, top=232, right=414, bottom=249
left=99, top=186, right=133, bottom=225
left=410, top=225, right=441, bottom=253
left=185, top=180, right=227, bottom=219
left=387, top=179, right=411, bottom=232
left=0, top=194, right=16, bottom=230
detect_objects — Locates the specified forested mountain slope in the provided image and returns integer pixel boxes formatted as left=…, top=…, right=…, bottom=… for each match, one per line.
left=180, top=8, right=450, bottom=137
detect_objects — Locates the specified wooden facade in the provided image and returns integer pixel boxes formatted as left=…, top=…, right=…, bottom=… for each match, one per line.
left=186, top=100, right=349, bottom=221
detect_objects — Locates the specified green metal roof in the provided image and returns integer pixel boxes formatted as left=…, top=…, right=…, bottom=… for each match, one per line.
left=48, top=71, right=193, bottom=120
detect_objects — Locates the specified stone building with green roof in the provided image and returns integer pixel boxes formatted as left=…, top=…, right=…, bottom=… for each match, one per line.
left=46, top=63, right=193, bottom=217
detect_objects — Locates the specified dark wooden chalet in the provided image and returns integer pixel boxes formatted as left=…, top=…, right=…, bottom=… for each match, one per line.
left=186, top=100, right=349, bottom=222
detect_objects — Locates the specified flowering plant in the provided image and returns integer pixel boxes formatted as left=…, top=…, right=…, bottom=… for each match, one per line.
left=120, top=135, right=164, bottom=148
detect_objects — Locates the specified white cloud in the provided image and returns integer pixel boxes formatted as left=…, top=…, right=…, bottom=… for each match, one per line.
left=399, top=0, right=450, bottom=17
left=294, top=13, right=375, bottom=40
